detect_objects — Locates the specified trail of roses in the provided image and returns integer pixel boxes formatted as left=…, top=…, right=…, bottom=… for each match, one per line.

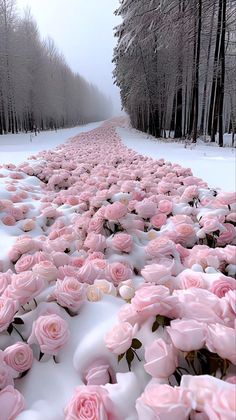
left=0, top=117, right=235, bottom=419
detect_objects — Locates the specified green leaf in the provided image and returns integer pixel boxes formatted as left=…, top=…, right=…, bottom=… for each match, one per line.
left=118, top=353, right=125, bottom=363
left=131, top=338, right=142, bottom=349
left=39, top=351, right=44, bottom=361
left=152, top=320, right=159, bottom=332
left=126, top=348, right=134, bottom=371
left=13, top=317, right=24, bottom=325
left=7, top=323, right=13, bottom=335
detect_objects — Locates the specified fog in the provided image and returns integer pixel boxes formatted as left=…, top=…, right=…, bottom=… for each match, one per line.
left=17, top=0, right=122, bottom=115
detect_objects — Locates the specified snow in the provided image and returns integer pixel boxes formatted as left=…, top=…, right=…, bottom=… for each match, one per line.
left=118, top=127, right=236, bottom=192
left=0, top=122, right=102, bottom=165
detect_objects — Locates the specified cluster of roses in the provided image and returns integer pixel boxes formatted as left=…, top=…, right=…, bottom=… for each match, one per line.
left=0, top=118, right=235, bottom=419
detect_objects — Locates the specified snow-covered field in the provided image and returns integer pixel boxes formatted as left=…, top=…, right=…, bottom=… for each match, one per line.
left=0, top=119, right=235, bottom=420
left=119, top=127, right=236, bottom=192
left=0, top=122, right=101, bottom=166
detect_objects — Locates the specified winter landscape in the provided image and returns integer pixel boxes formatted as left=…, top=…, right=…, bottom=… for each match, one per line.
left=0, top=1, right=236, bottom=420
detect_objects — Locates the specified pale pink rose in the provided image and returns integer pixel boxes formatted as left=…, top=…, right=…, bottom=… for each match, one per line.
left=146, top=237, right=176, bottom=258
left=217, top=192, right=236, bottom=205
left=14, top=237, right=35, bottom=254
left=205, top=388, right=236, bottom=420
left=175, top=224, right=197, bottom=247
left=84, top=233, right=106, bottom=252
left=202, top=219, right=224, bottom=234
left=94, top=280, right=117, bottom=296
left=64, top=385, right=116, bottom=420
left=0, top=386, right=25, bottom=420
left=223, top=245, right=236, bottom=265
left=4, top=342, right=33, bottom=373
left=181, top=185, right=199, bottom=201
left=118, top=303, right=139, bottom=325
left=79, top=261, right=104, bottom=284
left=141, top=264, right=172, bottom=284
left=135, top=200, right=157, bottom=218
left=58, top=265, right=79, bottom=280
left=87, top=285, right=103, bottom=302
left=150, top=213, right=167, bottom=229
left=104, top=202, right=127, bottom=221
left=158, top=200, right=173, bottom=214
left=0, top=297, right=19, bottom=332
left=210, top=276, right=236, bottom=298
left=28, top=314, right=70, bottom=355
left=22, top=218, right=36, bottom=232
left=226, top=212, right=236, bottom=223
left=0, top=351, right=16, bottom=389
left=131, top=284, right=172, bottom=318
left=50, top=277, right=87, bottom=312
left=87, top=216, right=104, bottom=234
left=217, top=223, right=236, bottom=246
left=0, top=271, right=12, bottom=295
left=14, top=254, right=35, bottom=273
left=177, top=270, right=205, bottom=289
left=144, top=338, right=178, bottom=378
left=52, top=251, right=71, bottom=268
left=225, top=376, right=236, bottom=384
left=32, top=261, right=58, bottom=282
left=119, top=283, right=135, bottom=300
left=83, top=359, right=115, bottom=385
left=105, top=322, right=135, bottom=354
left=4, top=271, right=45, bottom=305
left=111, top=233, right=133, bottom=253
left=167, top=319, right=206, bottom=351
left=136, top=383, right=192, bottom=420
left=1, top=215, right=16, bottom=226
left=106, top=262, right=133, bottom=286
left=206, top=323, right=236, bottom=364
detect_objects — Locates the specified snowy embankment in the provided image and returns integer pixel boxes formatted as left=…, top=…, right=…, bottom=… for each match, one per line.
left=0, top=118, right=235, bottom=420
left=119, top=127, right=236, bottom=192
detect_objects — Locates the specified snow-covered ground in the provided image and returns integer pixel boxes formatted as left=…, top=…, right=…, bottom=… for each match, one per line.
left=0, top=122, right=101, bottom=165
left=119, top=127, right=236, bottom=192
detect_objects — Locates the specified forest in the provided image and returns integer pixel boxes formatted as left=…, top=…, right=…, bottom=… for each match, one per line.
left=114, top=0, right=236, bottom=146
left=0, top=0, right=112, bottom=134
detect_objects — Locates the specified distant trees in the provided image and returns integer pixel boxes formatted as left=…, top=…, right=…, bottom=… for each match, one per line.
left=114, top=0, right=236, bottom=146
left=0, top=0, right=111, bottom=134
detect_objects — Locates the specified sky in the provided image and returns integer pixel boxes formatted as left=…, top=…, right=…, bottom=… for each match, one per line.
left=17, top=0, right=122, bottom=114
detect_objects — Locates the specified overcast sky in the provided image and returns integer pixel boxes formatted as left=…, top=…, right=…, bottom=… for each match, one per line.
left=17, top=0, right=122, bottom=114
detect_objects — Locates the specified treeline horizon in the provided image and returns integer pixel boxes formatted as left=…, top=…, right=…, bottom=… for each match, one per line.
left=114, top=0, right=236, bottom=146
left=0, top=0, right=112, bottom=135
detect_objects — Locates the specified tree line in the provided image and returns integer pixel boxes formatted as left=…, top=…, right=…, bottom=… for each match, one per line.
left=114, top=0, right=236, bottom=146
left=0, top=0, right=112, bottom=135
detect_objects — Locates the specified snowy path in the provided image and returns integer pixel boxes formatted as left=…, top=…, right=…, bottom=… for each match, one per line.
left=118, top=127, right=236, bottom=192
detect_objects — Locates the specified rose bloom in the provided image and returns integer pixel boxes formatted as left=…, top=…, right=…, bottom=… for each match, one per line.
left=175, top=224, right=197, bottom=247
left=104, top=201, right=127, bottom=221
left=0, top=297, right=19, bottom=332
left=111, top=233, right=133, bottom=253
left=217, top=223, right=236, bottom=246
left=158, top=200, right=173, bottom=215
left=28, top=314, right=70, bottom=355
left=210, top=276, right=236, bottom=298
left=0, top=271, right=12, bottom=295
left=94, top=279, right=117, bottom=297
left=118, top=303, right=139, bottom=326
left=177, top=269, right=205, bottom=289
left=106, top=262, right=133, bottom=286
left=131, top=284, right=173, bottom=319
left=150, top=213, right=167, bottom=229
left=136, top=383, right=192, bottom=420
left=105, top=322, right=135, bottom=354
left=167, top=319, right=206, bottom=352
left=32, top=260, right=58, bottom=283
left=87, top=285, right=103, bottom=302
left=50, top=277, right=87, bottom=312
left=14, top=254, right=35, bottom=273
left=144, top=338, right=178, bottom=378
left=84, top=233, right=106, bottom=252
left=4, top=342, right=33, bottom=373
left=4, top=271, right=45, bottom=305
left=141, top=264, right=172, bottom=285
left=1, top=215, right=16, bottom=226
left=13, top=237, right=35, bottom=255
left=0, top=386, right=25, bottom=420
left=146, top=237, right=176, bottom=259
left=83, top=358, right=115, bottom=386
left=206, top=323, right=236, bottom=364
left=0, top=351, right=16, bottom=389
left=64, top=385, right=116, bottom=420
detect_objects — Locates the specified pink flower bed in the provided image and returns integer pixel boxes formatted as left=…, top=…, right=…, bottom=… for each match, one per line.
left=0, top=118, right=235, bottom=419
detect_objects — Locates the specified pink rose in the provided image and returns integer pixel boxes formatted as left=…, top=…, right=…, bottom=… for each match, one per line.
left=144, top=338, right=178, bottom=378
left=84, top=233, right=106, bottom=252
left=14, top=254, right=35, bottom=273
left=118, top=303, right=139, bottom=325
left=4, top=271, right=45, bottom=305
left=136, top=383, right=192, bottom=420
left=106, top=262, right=133, bottom=286
left=141, top=264, right=172, bottom=285
left=105, top=322, right=136, bottom=354
left=131, top=284, right=173, bottom=318
left=135, top=200, right=157, bottom=218
left=79, top=261, right=104, bottom=284
left=177, top=269, right=205, bottom=289
left=210, top=277, right=236, bottom=298
left=150, top=213, right=167, bottom=229
left=111, top=233, right=133, bottom=253
left=206, top=323, right=236, bottom=364
left=52, top=251, right=71, bottom=267
left=202, top=219, right=224, bottom=234
left=4, top=342, right=33, bottom=373
left=64, top=385, right=116, bottom=420
left=167, top=319, right=206, bottom=351
left=0, top=271, right=12, bottom=295
left=28, top=314, right=70, bottom=355
left=0, top=351, right=16, bottom=389
left=0, top=297, right=19, bottom=332
left=83, top=359, right=115, bottom=385
left=32, top=261, right=58, bottom=282
left=158, top=200, right=173, bottom=215
left=217, top=223, right=236, bottom=246
left=50, top=277, right=87, bottom=312
left=13, top=237, right=35, bottom=254
left=146, top=237, right=176, bottom=259
left=104, top=202, right=127, bottom=221
left=0, top=386, right=25, bottom=420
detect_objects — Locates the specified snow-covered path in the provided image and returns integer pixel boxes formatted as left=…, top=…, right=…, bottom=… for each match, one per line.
left=119, top=127, right=236, bottom=192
